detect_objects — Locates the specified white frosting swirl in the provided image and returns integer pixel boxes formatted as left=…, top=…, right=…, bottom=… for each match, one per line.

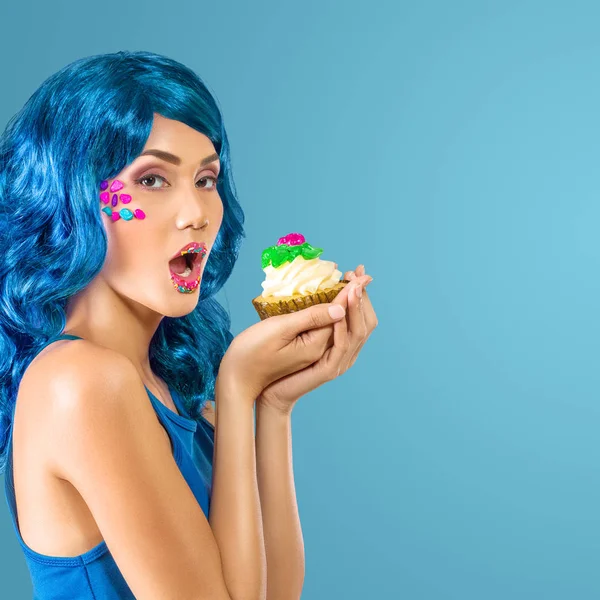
left=261, top=255, right=342, bottom=298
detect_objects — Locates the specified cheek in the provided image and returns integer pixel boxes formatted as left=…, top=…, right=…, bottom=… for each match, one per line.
left=212, top=199, right=225, bottom=229
left=104, top=223, right=161, bottom=276
left=100, top=178, right=157, bottom=272
left=99, top=178, right=146, bottom=223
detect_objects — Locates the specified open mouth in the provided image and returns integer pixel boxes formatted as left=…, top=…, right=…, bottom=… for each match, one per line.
left=168, top=242, right=207, bottom=292
left=170, top=251, right=198, bottom=278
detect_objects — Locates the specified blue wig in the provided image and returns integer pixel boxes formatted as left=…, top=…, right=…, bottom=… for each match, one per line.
left=0, top=50, right=245, bottom=473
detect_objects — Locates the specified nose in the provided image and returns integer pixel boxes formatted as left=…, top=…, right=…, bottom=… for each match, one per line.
left=176, top=188, right=211, bottom=231
left=189, top=215, right=209, bottom=230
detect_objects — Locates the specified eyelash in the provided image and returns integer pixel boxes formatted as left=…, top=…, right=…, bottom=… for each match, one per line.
left=134, top=173, right=219, bottom=192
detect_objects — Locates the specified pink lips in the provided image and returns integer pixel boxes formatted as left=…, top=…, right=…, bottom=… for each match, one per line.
left=169, top=241, right=207, bottom=261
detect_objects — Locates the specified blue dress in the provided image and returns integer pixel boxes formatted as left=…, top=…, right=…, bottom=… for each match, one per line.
left=4, top=334, right=215, bottom=599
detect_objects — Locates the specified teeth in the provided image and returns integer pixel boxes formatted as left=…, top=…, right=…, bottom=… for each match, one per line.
left=180, top=266, right=192, bottom=277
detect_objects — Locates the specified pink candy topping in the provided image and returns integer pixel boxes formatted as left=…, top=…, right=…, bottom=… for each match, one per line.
left=277, top=232, right=305, bottom=246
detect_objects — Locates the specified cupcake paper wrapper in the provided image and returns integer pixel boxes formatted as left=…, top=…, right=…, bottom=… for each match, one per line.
left=252, top=280, right=350, bottom=321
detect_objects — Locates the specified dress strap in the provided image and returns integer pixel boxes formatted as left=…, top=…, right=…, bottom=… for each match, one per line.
left=34, top=333, right=83, bottom=357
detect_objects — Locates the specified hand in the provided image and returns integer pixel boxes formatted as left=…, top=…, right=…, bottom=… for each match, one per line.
left=217, top=299, right=349, bottom=405
left=257, top=265, right=377, bottom=415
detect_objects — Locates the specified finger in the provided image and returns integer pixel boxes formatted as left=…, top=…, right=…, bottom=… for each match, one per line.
left=352, top=270, right=374, bottom=325
left=304, top=279, right=352, bottom=351
left=331, top=279, right=353, bottom=307
left=348, top=278, right=368, bottom=337
left=360, top=285, right=378, bottom=330
left=344, top=264, right=362, bottom=281
left=319, top=279, right=351, bottom=347
left=337, top=275, right=368, bottom=315
left=343, top=272, right=373, bottom=365
left=322, top=300, right=349, bottom=377
left=346, top=282, right=377, bottom=369
left=341, top=278, right=368, bottom=371
left=301, top=317, right=337, bottom=355
left=278, top=301, right=347, bottom=343
left=312, top=271, right=376, bottom=368
left=314, top=273, right=358, bottom=339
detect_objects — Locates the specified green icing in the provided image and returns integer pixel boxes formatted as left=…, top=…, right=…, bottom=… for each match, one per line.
left=261, top=242, right=323, bottom=269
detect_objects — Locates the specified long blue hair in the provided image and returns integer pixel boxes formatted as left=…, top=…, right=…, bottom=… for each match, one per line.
left=0, top=50, right=245, bottom=473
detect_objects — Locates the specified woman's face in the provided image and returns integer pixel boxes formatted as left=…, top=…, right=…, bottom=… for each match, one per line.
left=98, top=113, right=224, bottom=317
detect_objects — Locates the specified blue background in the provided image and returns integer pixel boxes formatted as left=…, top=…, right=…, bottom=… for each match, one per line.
left=1, top=0, right=599, bottom=598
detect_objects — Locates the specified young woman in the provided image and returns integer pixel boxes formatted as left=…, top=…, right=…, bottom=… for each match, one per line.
left=0, top=50, right=376, bottom=599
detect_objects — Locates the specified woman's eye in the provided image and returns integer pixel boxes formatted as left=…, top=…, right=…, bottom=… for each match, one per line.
left=134, top=173, right=218, bottom=191
left=136, top=174, right=168, bottom=189
left=197, top=175, right=218, bottom=190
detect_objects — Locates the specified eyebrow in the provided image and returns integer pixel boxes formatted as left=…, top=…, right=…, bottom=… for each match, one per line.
left=139, top=149, right=220, bottom=167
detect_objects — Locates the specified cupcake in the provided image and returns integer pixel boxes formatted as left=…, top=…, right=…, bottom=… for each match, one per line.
left=252, top=232, right=350, bottom=320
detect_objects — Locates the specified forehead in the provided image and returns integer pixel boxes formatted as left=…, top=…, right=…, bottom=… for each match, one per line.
left=143, top=114, right=216, bottom=160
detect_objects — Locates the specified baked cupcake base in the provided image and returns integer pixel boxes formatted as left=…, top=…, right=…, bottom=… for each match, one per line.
left=252, top=280, right=350, bottom=320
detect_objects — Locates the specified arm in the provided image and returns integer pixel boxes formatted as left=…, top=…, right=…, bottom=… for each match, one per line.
left=200, top=398, right=303, bottom=599
left=255, top=400, right=305, bottom=600
left=210, top=376, right=267, bottom=600
left=32, top=342, right=262, bottom=600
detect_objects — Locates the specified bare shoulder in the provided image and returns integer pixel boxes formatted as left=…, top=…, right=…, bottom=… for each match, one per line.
left=18, top=339, right=132, bottom=433
left=17, top=339, right=145, bottom=484
left=38, top=339, right=137, bottom=409
left=18, top=340, right=230, bottom=598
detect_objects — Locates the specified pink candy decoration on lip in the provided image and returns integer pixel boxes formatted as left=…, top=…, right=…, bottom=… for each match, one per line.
left=277, top=232, right=305, bottom=246
left=110, top=179, right=124, bottom=192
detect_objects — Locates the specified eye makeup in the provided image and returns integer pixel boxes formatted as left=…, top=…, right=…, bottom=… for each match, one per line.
left=134, top=172, right=219, bottom=191
left=131, top=155, right=220, bottom=183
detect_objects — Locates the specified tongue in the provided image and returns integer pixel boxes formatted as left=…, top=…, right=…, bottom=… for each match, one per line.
left=169, top=255, right=188, bottom=275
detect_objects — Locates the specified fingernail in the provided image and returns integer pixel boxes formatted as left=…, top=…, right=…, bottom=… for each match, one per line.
left=348, top=272, right=356, bottom=280
left=355, top=284, right=363, bottom=298
left=329, top=305, right=346, bottom=319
